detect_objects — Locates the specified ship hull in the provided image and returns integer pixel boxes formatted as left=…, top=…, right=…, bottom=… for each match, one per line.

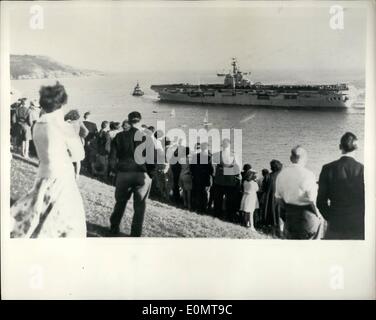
left=151, top=87, right=350, bottom=109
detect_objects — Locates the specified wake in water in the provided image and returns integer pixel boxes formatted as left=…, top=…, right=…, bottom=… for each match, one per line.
left=347, top=84, right=365, bottom=109
left=142, top=94, right=159, bottom=101
left=240, top=113, right=257, bottom=123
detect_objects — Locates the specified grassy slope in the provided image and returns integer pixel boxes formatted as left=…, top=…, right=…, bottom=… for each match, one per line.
left=10, top=157, right=270, bottom=239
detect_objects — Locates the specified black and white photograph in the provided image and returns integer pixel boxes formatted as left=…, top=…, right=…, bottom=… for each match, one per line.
left=1, top=0, right=375, bottom=300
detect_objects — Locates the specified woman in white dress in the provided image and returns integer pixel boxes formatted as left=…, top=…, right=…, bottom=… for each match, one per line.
left=11, top=82, right=87, bottom=238
left=240, top=170, right=259, bottom=230
left=64, top=109, right=88, bottom=180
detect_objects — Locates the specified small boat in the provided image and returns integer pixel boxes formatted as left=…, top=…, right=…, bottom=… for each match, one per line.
left=132, top=82, right=144, bottom=96
left=203, top=110, right=212, bottom=126
left=170, top=109, right=176, bottom=118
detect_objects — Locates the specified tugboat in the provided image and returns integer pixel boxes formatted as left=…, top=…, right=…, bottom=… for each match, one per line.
left=151, top=58, right=351, bottom=108
left=132, top=82, right=144, bottom=96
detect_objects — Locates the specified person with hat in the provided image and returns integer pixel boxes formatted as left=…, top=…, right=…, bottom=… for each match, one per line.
left=108, top=111, right=153, bottom=237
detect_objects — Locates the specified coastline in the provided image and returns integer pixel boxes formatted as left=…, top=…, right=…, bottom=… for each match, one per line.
left=11, top=73, right=106, bottom=81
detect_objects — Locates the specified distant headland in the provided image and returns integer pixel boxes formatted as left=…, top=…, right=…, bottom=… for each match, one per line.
left=10, top=54, right=105, bottom=80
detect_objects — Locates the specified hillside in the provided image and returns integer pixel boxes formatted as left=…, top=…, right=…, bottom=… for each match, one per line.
left=10, top=156, right=270, bottom=239
left=10, top=54, right=104, bottom=80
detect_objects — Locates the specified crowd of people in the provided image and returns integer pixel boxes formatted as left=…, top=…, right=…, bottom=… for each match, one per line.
left=10, top=83, right=365, bottom=240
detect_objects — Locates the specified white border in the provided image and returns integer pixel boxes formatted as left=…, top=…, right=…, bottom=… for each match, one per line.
left=1, top=1, right=375, bottom=300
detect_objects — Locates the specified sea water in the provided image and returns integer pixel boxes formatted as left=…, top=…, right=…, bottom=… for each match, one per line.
left=11, top=70, right=365, bottom=176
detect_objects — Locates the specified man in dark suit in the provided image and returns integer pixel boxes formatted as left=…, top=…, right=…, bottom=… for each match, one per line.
left=316, top=132, right=364, bottom=239
left=190, top=142, right=213, bottom=213
left=83, top=112, right=98, bottom=141
left=82, top=112, right=98, bottom=173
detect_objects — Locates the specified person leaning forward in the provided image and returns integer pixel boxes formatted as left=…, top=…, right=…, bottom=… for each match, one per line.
left=108, top=111, right=153, bottom=237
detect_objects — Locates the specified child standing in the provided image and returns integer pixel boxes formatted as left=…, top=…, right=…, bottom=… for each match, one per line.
left=240, top=170, right=259, bottom=230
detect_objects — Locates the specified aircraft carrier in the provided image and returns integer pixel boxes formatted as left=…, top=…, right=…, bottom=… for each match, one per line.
left=150, top=58, right=351, bottom=108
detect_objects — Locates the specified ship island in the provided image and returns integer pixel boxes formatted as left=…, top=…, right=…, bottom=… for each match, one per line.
left=151, top=58, right=351, bottom=109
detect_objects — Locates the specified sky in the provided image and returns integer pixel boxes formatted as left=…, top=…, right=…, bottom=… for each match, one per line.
left=7, top=1, right=367, bottom=73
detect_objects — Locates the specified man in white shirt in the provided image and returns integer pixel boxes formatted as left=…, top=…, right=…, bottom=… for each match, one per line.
left=275, top=146, right=321, bottom=239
